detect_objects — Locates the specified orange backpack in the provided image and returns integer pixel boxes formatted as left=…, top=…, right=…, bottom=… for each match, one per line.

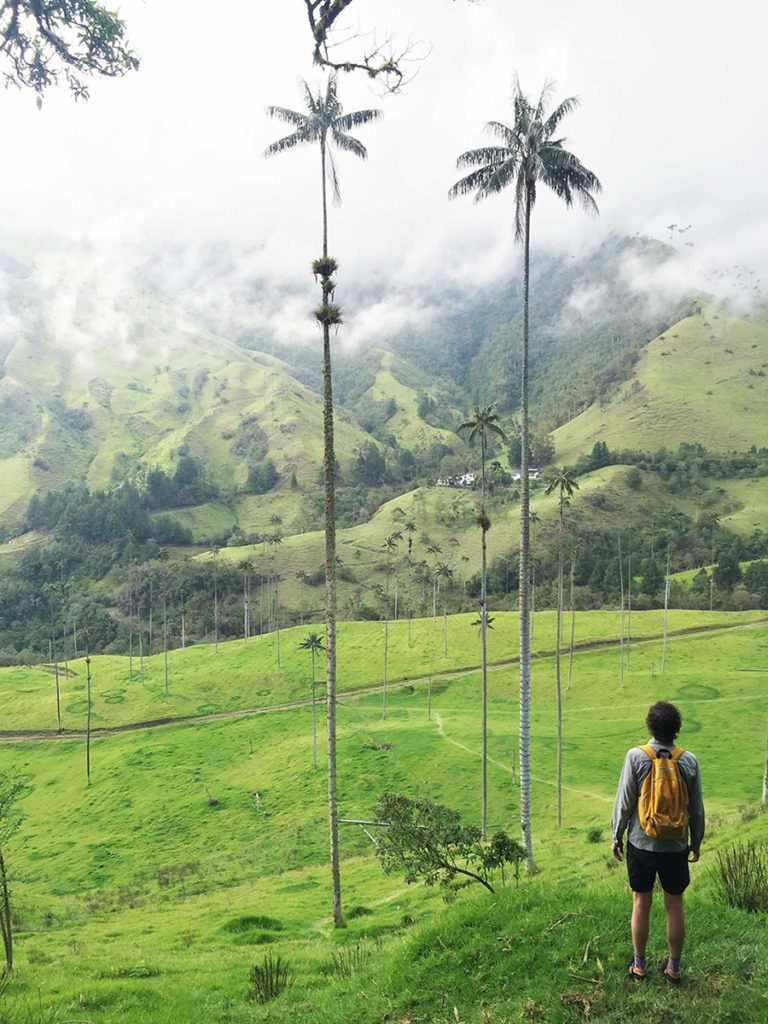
left=637, top=745, right=689, bottom=840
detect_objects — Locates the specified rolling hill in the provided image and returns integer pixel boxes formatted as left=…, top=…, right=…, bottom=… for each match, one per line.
left=553, top=307, right=768, bottom=462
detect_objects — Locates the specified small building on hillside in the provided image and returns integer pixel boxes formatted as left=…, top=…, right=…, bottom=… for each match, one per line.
left=511, top=466, right=541, bottom=483
left=436, top=471, right=478, bottom=488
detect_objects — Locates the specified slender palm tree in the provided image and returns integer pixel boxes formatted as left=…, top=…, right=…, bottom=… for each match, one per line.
left=450, top=80, right=600, bottom=868
left=265, top=75, right=381, bottom=928
left=544, top=467, right=578, bottom=829
left=381, top=533, right=401, bottom=718
left=240, top=558, right=255, bottom=640
left=208, top=542, right=220, bottom=653
left=458, top=403, right=507, bottom=836
left=425, top=543, right=443, bottom=627
left=528, top=510, right=541, bottom=644
left=435, top=562, right=454, bottom=656
left=299, top=633, right=325, bottom=769
left=405, top=519, right=417, bottom=641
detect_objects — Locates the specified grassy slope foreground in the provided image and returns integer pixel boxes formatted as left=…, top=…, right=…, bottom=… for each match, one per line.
left=553, top=309, right=768, bottom=462
left=0, top=614, right=767, bottom=1022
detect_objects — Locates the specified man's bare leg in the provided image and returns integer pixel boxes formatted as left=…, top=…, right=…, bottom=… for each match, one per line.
left=663, top=890, right=685, bottom=960
left=631, top=890, right=653, bottom=958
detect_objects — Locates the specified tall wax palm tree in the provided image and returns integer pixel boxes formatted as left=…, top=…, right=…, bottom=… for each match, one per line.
left=381, top=533, right=401, bottom=718
left=208, top=543, right=220, bottom=653
left=450, top=80, right=600, bottom=868
left=265, top=75, right=381, bottom=928
left=458, top=403, right=507, bottom=837
left=544, top=467, right=578, bottom=829
left=425, top=543, right=443, bottom=627
left=299, top=633, right=325, bottom=769
left=435, top=561, right=454, bottom=657
left=405, top=519, right=417, bottom=641
left=240, top=558, right=255, bottom=641
left=268, top=534, right=283, bottom=667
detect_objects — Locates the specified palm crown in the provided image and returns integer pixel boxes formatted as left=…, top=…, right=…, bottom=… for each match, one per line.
left=265, top=74, right=381, bottom=205
left=449, top=79, right=601, bottom=237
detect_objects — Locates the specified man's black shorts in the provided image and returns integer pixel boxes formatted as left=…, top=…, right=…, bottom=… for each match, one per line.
left=626, top=842, right=690, bottom=894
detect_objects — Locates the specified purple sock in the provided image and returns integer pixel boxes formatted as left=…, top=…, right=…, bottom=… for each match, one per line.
left=633, top=954, right=646, bottom=971
left=668, top=957, right=681, bottom=974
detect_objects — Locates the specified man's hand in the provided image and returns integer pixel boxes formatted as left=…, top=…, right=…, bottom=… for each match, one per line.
left=688, top=849, right=700, bottom=863
left=611, top=840, right=623, bottom=862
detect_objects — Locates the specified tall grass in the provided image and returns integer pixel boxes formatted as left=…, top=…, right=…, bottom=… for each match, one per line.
left=712, top=841, right=768, bottom=912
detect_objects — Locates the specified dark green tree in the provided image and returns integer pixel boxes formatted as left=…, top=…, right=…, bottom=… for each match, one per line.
left=374, top=793, right=524, bottom=894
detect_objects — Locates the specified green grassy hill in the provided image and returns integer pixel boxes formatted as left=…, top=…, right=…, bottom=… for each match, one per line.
left=2, top=609, right=761, bottom=733
left=1, top=612, right=766, bottom=1022
left=553, top=308, right=768, bottom=462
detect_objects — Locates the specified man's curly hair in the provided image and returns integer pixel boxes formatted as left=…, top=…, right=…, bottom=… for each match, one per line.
left=646, top=701, right=682, bottom=743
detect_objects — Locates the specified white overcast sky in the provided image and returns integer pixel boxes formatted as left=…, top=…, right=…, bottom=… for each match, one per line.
left=2, top=0, right=766, bottom=307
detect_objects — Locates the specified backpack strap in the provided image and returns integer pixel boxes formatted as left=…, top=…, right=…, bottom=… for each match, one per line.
left=670, top=747, right=685, bottom=761
left=639, top=744, right=657, bottom=760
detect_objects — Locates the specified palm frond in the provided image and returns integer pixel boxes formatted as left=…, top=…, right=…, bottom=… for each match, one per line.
left=326, top=147, right=342, bottom=205
left=265, top=105, right=309, bottom=129
left=335, top=109, right=382, bottom=132
left=484, top=120, right=516, bottom=145
left=543, top=95, right=580, bottom=136
left=264, top=130, right=314, bottom=158
left=455, top=145, right=510, bottom=170
left=331, top=130, right=368, bottom=160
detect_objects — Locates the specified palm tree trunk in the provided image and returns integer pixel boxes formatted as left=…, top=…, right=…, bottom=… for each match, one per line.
left=382, top=616, right=388, bottom=719
left=480, top=434, right=488, bottom=838
left=163, top=597, right=169, bottom=703
left=626, top=527, right=632, bottom=667
left=85, top=647, right=92, bottom=787
left=244, top=578, right=248, bottom=640
left=618, top=534, right=624, bottom=688
left=556, top=504, right=564, bottom=829
left=276, top=581, right=281, bottom=668
left=139, top=617, right=144, bottom=686
left=518, top=190, right=534, bottom=871
left=214, top=574, right=219, bottom=653
left=0, top=848, right=12, bottom=971
left=567, top=554, right=576, bottom=691
left=128, top=589, right=133, bottom=681
left=661, top=546, right=670, bottom=672
left=312, top=651, right=318, bottom=770
left=54, top=664, right=61, bottom=732
left=320, top=135, right=343, bottom=929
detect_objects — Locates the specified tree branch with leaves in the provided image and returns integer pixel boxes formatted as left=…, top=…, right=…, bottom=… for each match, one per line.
left=0, top=0, right=138, bottom=98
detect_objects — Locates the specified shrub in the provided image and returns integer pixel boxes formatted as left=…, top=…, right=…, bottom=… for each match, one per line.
left=322, top=942, right=370, bottom=979
left=712, top=842, right=768, bottom=912
left=586, top=827, right=603, bottom=844
left=247, top=954, right=291, bottom=1003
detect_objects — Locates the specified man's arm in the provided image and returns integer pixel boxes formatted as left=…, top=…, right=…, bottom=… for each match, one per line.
left=611, top=750, right=638, bottom=860
left=686, top=758, right=705, bottom=858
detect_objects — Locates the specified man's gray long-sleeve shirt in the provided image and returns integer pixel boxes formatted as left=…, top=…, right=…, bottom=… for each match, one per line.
left=611, top=738, right=705, bottom=853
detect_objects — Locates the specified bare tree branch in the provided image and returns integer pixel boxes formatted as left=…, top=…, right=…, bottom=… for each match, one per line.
left=301, top=0, right=476, bottom=92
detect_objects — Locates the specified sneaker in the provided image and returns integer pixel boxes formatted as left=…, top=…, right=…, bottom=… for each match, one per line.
left=659, top=960, right=682, bottom=985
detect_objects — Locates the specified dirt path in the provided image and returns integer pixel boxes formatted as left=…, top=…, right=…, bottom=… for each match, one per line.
left=432, top=712, right=614, bottom=804
left=1, top=618, right=764, bottom=744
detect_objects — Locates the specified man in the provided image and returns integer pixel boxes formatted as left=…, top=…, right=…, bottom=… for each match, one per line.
left=611, top=700, right=705, bottom=984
